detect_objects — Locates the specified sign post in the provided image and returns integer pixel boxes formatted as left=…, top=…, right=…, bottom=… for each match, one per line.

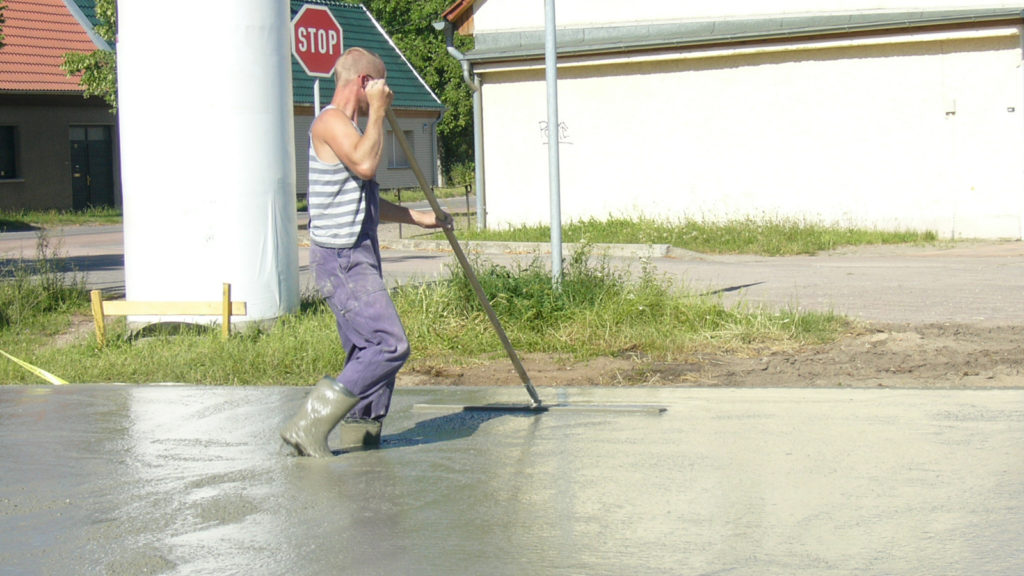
left=544, top=0, right=562, bottom=287
left=291, top=5, right=343, bottom=113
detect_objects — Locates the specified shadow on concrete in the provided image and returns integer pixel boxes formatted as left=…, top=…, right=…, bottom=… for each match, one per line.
left=0, top=253, right=124, bottom=278
left=374, top=409, right=535, bottom=451
left=385, top=252, right=452, bottom=264
left=63, top=253, right=125, bottom=272
left=0, top=221, right=39, bottom=234
left=702, top=281, right=765, bottom=296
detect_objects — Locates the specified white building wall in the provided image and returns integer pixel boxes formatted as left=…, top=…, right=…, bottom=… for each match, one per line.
left=478, top=25, right=1024, bottom=238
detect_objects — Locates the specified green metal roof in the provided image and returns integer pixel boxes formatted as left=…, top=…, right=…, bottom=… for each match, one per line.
left=69, top=0, right=442, bottom=111
left=467, top=8, right=1024, bottom=63
left=290, top=1, right=442, bottom=111
left=69, top=0, right=101, bottom=27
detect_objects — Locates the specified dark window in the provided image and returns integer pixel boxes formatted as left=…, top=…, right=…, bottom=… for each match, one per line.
left=0, top=126, right=17, bottom=179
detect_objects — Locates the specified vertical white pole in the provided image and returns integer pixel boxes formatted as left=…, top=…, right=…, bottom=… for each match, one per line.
left=314, top=78, right=321, bottom=114
left=544, top=0, right=562, bottom=287
left=117, top=0, right=298, bottom=325
left=473, top=76, right=486, bottom=230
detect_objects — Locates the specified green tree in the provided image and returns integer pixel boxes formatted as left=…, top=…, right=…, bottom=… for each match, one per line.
left=1, top=1, right=7, bottom=49
left=61, top=0, right=117, bottom=112
left=359, top=0, right=475, bottom=182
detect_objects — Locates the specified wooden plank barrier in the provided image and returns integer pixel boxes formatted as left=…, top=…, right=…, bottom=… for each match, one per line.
left=90, top=283, right=247, bottom=347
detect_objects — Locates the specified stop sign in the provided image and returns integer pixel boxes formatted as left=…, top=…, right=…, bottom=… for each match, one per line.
left=292, top=5, right=343, bottom=78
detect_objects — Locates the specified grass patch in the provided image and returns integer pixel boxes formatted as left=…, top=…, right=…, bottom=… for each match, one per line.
left=380, top=185, right=472, bottom=206
left=395, top=248, right=848, bottom=370
left=0, top=243, right=850, bottom=385
left=0, top=206, right=123, bottom=229
left=0, top=232, right=89, bottom=333
left=451, top=215, right=938, bottom=256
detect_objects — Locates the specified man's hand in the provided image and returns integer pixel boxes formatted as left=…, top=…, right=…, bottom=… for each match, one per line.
left=366, top=79, right=394, bottom=112
left=411, top=208, right=453, bottom=230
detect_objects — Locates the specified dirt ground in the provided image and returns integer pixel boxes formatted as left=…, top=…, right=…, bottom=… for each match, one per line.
left=401, top=323, right=1024, bottom=390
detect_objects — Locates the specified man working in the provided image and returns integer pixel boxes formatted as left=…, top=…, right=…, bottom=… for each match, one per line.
left=281, top=47, right=450, bottom=457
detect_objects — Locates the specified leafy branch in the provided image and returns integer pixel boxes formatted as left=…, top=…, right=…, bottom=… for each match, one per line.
left=61, top=0, right=117, bottom=112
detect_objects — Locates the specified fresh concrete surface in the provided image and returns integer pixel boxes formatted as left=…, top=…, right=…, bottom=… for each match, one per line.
left=2, top=385, right=1022, bottom=575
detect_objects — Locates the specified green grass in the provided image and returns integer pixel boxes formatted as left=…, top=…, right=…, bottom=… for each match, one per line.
left=380, top=185, right=472, bottom=206
left=0, top=206, right=122, bottom=230
left=395, top=250, right=847, bottom=368
left=452, top=215, right=939, bottom=256
left=0, top=233, right=89, bottom=334
left=1, top=242, right=850, bottom=385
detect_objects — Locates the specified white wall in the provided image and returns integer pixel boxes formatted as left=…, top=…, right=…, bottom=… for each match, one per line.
left=479, top=27, right=1024, bottom=238
left=474, top=1, right=1024, bottom=32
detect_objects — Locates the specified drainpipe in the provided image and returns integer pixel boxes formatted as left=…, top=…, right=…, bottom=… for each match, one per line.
left=428, top=110, right=444, bottom=186
left=436, top=20, right=486, bottom=229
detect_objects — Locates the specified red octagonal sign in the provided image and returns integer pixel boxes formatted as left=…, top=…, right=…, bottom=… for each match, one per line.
left=292, top=5, right=343, bottom=78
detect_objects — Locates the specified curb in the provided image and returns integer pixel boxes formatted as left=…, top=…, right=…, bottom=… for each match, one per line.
left=379, top=239, right=708, bottom=260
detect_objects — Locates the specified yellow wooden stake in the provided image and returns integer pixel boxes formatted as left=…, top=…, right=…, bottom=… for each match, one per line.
left=222, top=283, right=231, bottom=341
left=90, top=289, right=107, bottom=348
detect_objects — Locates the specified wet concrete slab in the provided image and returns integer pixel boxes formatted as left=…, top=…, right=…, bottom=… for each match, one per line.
left=2, top=385, right=1022, bottom=575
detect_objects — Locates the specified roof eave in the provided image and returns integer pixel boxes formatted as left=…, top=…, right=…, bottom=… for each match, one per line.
left=442, top=0, right=475, bottom=32
left=464, top=8, right=1024, bottom=64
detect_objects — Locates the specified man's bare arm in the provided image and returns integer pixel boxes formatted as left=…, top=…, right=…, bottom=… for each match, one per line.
left=312, top=80, right=392, bottom=180
left=312, top=109, right=385, bottom=180
left=380, top=199, right=451, bottom=229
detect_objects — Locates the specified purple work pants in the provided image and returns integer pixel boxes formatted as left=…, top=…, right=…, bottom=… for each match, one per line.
left=310, top=236, right=410, bottom=421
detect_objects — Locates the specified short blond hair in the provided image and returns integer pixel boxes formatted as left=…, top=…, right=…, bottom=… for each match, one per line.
left=333, top=47, right=386, bottom=86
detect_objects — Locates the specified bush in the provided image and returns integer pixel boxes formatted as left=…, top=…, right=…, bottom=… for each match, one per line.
left=0, top=233, right=88, bottom=331
left=447, top=161, right=475, bottom=187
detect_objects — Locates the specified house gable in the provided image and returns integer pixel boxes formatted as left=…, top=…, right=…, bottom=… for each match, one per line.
left=290, top=1, right=443, bottom=112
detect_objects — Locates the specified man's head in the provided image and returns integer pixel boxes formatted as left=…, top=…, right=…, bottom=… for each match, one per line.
left=333, top=47, right=386, bottom=90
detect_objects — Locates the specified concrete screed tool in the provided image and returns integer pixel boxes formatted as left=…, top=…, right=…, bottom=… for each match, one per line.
left=385, top=108, right=664, bottom=415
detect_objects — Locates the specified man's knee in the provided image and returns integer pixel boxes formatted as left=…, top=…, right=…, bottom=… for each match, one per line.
left=389, top=336, right=410, bottom=365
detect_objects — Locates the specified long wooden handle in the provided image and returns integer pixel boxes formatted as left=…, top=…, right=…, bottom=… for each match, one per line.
left=385, top=108, right=541, bottom=407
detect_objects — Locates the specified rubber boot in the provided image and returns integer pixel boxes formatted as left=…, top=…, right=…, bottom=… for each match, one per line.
left=338, top=418, right=383, bottom=451
left=280, top=377, right=359, bottom=458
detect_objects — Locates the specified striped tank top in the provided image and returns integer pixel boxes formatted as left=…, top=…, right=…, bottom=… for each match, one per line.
left=307, top=107, right=375, bottom=249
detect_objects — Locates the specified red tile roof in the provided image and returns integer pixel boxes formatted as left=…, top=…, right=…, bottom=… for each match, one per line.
left=442, top=0, right=475, bottom=35
left=0, top=0, right=101, bottom=93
